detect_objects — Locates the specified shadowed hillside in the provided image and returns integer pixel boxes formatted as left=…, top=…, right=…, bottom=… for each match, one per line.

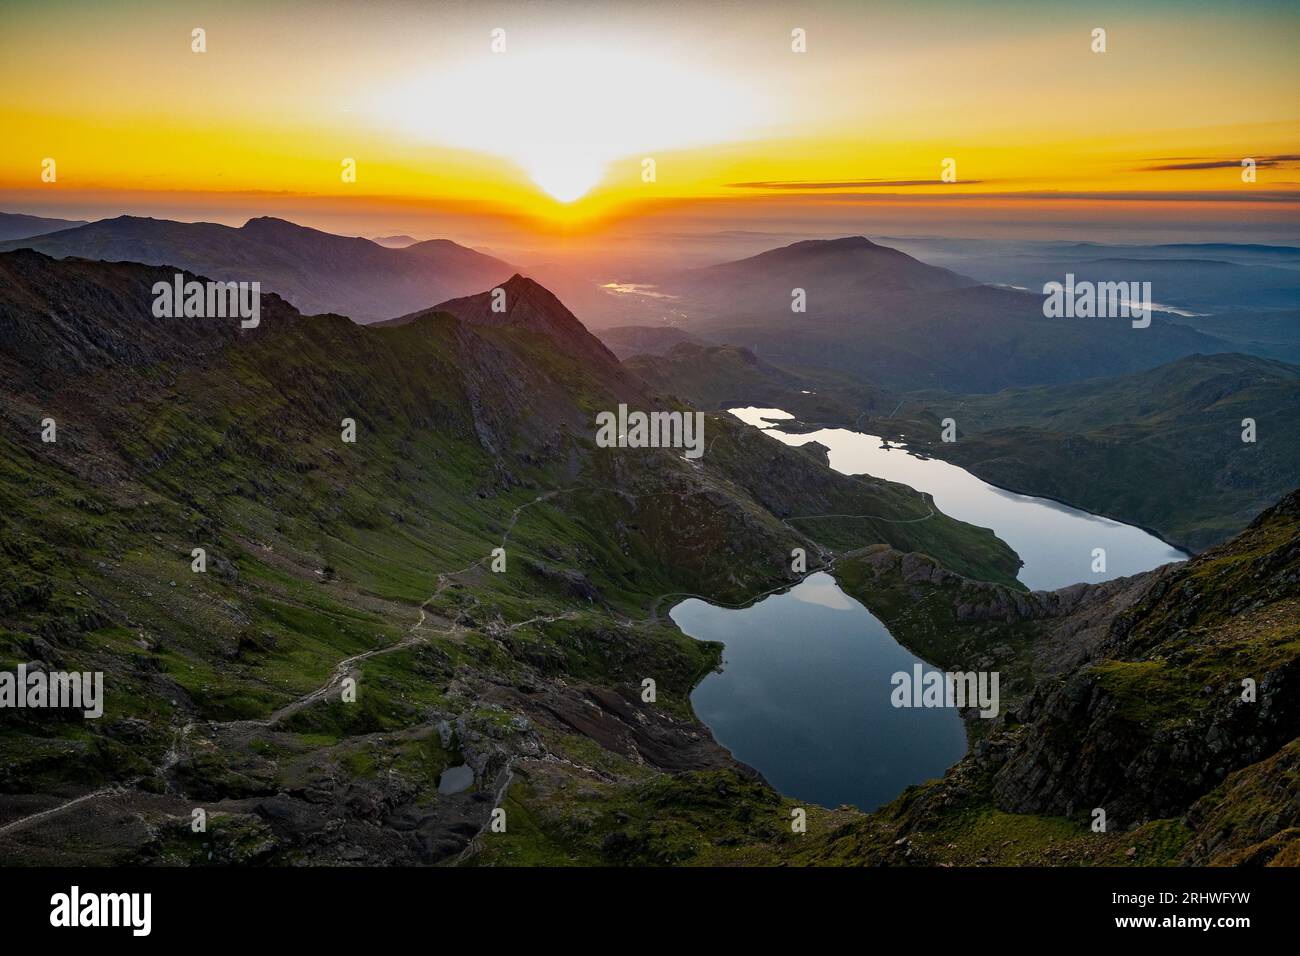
left=659, top=237, right=1236, bottom=392
left=0, top=251, right=1020, bottom=864
left=874, top=353, right=1300, bottom=551
left=0, top=216, right=515, bottom=324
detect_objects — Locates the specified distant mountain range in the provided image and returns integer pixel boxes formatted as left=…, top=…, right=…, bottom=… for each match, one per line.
left=0, top=212, right=89, bottom=242
left=653, top=236, right=1237, bottom=393
left=0, top=215, right=514, bottom=323
left=7, top=217, right=1277, bottom=393
left=372, top=234, right=419, bottom=248
left=878, top=236, right=1300, bottom=314
left=687, top=236, right=977, bottom=296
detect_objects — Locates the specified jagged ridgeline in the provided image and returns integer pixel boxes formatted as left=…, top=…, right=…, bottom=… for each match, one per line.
left=0, top=250, right=1018, bottom=865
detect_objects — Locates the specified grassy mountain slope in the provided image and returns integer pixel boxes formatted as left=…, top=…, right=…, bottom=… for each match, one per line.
left=624, top=341, right=893, bottom=424
left=0, top=251, right=1018, bottom=865
left=628, top=342, right=1300, bottom=551
left=454, top=490, right=1300, bottom=867
left=1166, top=309, right=1300, bottom=365
left=878, top=353, right=1300, bottom=551
left=595, top=325, right=700, bottom=360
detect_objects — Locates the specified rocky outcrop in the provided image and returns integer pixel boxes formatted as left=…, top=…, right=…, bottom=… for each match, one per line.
left=430, top=274, right=622, bottom=369
left=990, top=490, right=1300, bottom=824
left=1180, top=737, right=1300, bottom=865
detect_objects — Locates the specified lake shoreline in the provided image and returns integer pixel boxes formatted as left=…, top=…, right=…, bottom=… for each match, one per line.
left=744, top=413, right=1188, bottom=588
left=764, top=415, right=1197, bottom=558
left=671, top=405, right=1190, bottom=811
left=672, top=570, right=971, bottom=812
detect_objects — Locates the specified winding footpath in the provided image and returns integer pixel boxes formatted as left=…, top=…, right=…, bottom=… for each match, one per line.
left=0, top=439, right=942, bottom=850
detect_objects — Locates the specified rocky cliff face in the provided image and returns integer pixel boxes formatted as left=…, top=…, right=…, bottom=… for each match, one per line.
left=1179, top=737, right=1300, bottom=865
left=990, top=491, right=1300, bottom=823
left=818, top=489, right=1299, bottom=866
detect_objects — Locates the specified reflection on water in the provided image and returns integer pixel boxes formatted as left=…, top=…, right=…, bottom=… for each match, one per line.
left=729, top=406, right=1187, bottom=591
left=671, top=408, right=1190, bottom=812
left=672, top=572, right=967, bottom=812
left=599, top=282, right=679, bottom=299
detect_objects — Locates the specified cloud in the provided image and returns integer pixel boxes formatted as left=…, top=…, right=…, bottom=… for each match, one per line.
left=727, top=179, right=986, bottom=189
left=1140, top=155, right=1300, bottom=171
left=719, top=189, right=1300, bottom=203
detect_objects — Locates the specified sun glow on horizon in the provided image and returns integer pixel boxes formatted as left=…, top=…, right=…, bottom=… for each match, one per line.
left=524, top=148, right=605, bottom=203
left=0, top=0, right=1296, bottom=238
left=369, top=43, right=773, bottom=204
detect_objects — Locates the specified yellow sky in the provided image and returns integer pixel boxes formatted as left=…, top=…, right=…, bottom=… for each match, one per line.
left=2, top=0, right=1297, bottom=237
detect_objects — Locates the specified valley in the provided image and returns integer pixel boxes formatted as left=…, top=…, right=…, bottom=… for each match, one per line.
left=2, top=0, right=1297, bottom=933
left=666, top=407, right=1188, bottom=819
left=0, top=224, right=1295, bottom=872
left=0, top=250, right=1020, bottom=865
left=628, top=341, right=1300, bottom=553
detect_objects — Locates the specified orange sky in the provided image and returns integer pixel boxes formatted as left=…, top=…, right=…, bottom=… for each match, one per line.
left=2, top=0, right=1298, bottom=255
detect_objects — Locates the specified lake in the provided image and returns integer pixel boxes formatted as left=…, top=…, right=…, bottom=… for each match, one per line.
left=672, top=572, right=967, bottom=811
left=669, top=407, right=1188, bottom=811
left=729, top=407, right=1186, bottom=592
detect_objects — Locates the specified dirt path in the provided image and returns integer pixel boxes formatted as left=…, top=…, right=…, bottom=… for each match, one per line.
left=1, top=435, right=935, bottom=847
left=0, top=783, right=133, bottom=838
left=455, top=762, right=517, bottom=865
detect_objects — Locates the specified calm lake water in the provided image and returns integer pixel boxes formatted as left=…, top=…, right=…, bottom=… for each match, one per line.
left=730, top=407, right=1187, bottom=592
left=669, top=407, right=1188, bottom=812
left=672, top=573, right=967, bottom=811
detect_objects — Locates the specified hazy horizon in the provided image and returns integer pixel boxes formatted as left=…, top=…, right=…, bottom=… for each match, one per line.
left=4, top=0, right=1298, bottom=268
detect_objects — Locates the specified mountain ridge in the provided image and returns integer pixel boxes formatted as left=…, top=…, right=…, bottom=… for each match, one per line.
left=0, top=215, right=514, bottom=324
left=0, top=212, right=91, bottom=242
left=655, top=235, right=1236, bottom=392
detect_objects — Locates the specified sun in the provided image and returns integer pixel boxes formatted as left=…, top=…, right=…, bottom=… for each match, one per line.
left=372, top=41, right=769, bottom=208
left=525, top=150, right=606, bottom=203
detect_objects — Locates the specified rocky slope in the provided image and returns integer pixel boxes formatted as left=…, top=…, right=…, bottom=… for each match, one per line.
left=0, top=252, right=1019, bottom=865
left=811, top=489, right=1300, bottom=866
